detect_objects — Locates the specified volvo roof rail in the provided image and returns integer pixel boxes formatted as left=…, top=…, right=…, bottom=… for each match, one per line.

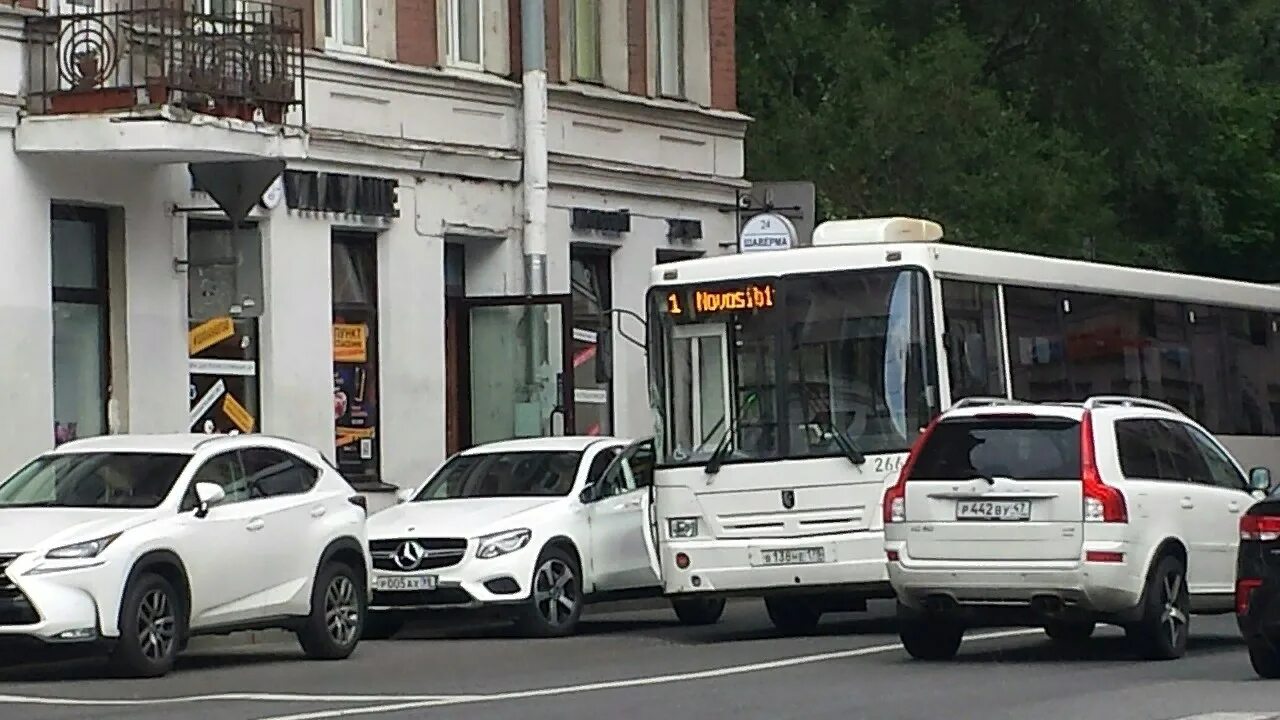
left=949, top=397, right=1033, bottom=410
left=1081, top=396, right=1183, bottom=415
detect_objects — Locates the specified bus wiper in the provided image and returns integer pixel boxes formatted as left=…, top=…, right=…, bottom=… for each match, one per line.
left=827, top=423, right=866, bottom=466
left=704, top=422, right=735, bottom=476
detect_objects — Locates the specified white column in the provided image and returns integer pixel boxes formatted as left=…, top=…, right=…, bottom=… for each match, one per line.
left=258, top=208, right=335, bottom=458
left=122, top=167, right=190, bottom=433
left=0, top=137, right=55, bottom=476
left=378, top=185, right=446, bottom=488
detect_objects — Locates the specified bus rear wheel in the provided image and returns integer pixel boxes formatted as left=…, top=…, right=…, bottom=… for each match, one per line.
left=764, top=597, right=821, bottom=635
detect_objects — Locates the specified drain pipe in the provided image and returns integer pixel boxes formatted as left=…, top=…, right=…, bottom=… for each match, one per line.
left=520, top=0, right=552, bottom=430
left=521, top=0, right=549, bottom=296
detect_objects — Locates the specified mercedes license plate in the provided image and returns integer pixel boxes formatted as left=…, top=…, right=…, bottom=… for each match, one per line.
left=955, top=500, right=1033, bottom=521
left=373, top=575, right=438, bottom=591
left=756, top=547, right=826, bottom=566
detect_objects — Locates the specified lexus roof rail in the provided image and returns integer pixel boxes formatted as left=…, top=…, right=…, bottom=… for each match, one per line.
left=1081, top=395, right=1183, bottom=414
left=949, top=397, right=1033, bottom=410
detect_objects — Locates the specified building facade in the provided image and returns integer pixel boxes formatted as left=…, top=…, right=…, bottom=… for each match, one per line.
left=0, top=0, right=747, bottom=500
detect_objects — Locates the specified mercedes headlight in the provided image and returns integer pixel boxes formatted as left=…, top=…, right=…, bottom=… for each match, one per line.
left=667, top=517, right=699, bottom=538
left=476, top=528, right=532, bottom=559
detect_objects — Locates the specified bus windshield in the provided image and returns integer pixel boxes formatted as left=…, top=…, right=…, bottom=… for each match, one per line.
left=647, top=267, right=939, bottom=467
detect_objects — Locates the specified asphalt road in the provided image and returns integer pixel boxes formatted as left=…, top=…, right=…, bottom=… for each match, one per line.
left=0, top=600, right=1276, bottom=720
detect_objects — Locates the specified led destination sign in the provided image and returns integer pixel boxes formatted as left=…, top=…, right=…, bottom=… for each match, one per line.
left=663, top=281, right=777, bottom=320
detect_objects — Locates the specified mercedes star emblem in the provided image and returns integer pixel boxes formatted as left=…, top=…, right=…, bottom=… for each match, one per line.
left=394, top=540, right=426, bottom=570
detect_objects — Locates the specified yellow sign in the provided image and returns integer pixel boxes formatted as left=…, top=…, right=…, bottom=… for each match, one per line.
left=222, top=393, right=256, bottom=433
left=189, top=317, right=235, bottom=356
left=333, top=323, right=368, bottom=363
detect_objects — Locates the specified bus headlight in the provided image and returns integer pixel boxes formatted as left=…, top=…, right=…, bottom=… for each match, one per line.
left=667, top=517, right=699, bottom=538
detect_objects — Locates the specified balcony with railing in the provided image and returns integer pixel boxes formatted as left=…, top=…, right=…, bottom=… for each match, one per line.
left=16, top=0, right=308, bottom=162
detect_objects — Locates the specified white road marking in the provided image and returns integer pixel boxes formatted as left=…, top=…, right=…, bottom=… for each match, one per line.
left=0, top=692, right=482, bottom=706
left=257, top=628, right=1045, bottom=720
left=1170, top=715, right=1280, bottom=720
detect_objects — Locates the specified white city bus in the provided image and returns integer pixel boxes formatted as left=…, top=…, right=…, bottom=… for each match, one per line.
left=608, top=215, right=1280, bottom=634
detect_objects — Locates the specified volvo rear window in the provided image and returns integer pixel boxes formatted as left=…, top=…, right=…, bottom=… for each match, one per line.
left=908, top=416, right=1081, bottom=481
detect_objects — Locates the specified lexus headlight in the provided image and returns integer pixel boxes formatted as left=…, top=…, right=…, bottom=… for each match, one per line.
left=667, top=517, right=699, bottom=538
left=476, top=529, right=532, bottom=559
left=46, top=533, right=122, bottom=560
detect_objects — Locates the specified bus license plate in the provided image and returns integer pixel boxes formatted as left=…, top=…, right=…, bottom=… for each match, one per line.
left=756, top=547, right=826, bottom=566
left=955, top=500, right=1032, bottom=521
left=373, top=575, right=438, bottom=591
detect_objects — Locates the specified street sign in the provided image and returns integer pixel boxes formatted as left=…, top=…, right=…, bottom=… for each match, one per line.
left=739, top=212, right=798, bottom=253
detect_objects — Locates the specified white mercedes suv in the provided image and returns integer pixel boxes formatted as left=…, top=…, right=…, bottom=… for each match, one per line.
left=364, top=436, right=726, bottom=638
left=0, top=433, right=371, bottom=677
left=884, top=396, right=1271, bottom=662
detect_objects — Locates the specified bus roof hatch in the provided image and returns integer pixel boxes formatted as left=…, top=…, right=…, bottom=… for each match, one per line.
left=810, top=216, right=944, bottom=247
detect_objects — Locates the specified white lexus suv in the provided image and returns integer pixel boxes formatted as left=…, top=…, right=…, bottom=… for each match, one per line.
left=363, top=436, right=726, bottom=638
left=884, top=396, right=1271, bottom=661
left=0, top=433, right=372, bottom=677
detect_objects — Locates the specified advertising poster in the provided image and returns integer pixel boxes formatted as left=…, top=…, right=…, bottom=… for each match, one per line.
left=189, top=316, right=259, bottom=435
left=333, top=320, right=378, bottom=481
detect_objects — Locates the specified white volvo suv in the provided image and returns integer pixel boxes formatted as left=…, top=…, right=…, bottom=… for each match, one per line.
left=364, top=436, right=726, bottom=638
left=0, top=434, right=371, bottom=677
left=884, top=396, right=1270, bottom=661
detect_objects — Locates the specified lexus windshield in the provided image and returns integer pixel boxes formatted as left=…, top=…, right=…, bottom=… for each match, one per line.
left=0, top=452, right=191, bottom=509
left=413, top=451, right=584, bottom=500
left=647, top=268, right=939, bottom=467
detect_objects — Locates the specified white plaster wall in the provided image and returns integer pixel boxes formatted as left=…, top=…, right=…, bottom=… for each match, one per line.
left=258, top=208, right=336, bottom=460
left=0, top=150, right=189, bottom=475
left=0, top=133, right=56, bottom=478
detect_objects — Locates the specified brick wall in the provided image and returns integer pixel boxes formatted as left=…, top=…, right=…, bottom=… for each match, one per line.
left=397, top=0, right=439, bottom=67
left=545, top=0, right=561, bottom=81
left=626, top=0, right=647, bottom=95
left=708, top=0, right=735, bottom=110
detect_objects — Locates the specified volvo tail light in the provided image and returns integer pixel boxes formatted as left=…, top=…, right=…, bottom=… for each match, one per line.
left=1080, top=411, right=1127, bottom=523
left=883, top=416, right=941, bottom=524
left=1240, top=514, right=1280, bottom=542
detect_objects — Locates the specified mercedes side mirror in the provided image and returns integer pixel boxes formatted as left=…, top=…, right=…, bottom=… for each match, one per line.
left=193, top=482, right=225, bottom=518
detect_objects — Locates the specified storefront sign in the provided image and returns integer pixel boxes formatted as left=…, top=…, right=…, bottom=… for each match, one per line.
left=283, top=171, right=399, bottom=220
left=334, top=320, right=377, bottom=469
left=188, top=317, right=260, bottom=435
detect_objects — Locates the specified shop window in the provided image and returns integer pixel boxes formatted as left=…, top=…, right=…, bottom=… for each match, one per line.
left=570, top=248, right=613, bottom=435
left=1061, top=292, right=1143, bottom=398
left=188, top=317, right=260, bottom=434
left=1004, top=286, right=1069, bottom=402
left=940, top=280, right=1006, bottom=401
left=51, top=205, right=109, bottom=445
left=332, top=232, right=381, bottom=485
left=187, top=221, right=261, bottom=436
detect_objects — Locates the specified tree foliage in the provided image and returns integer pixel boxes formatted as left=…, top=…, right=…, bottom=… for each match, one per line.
left=738, top=0, right=1280, bottom=280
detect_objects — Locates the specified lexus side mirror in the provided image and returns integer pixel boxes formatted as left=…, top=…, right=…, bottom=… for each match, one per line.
left=579, top=484, right=599, bottom=504
left=1249, top=467, right=1272, bottom=493
left=194, top=482, right=225, bottom=518
left=395, top=487, right=416, bottom=504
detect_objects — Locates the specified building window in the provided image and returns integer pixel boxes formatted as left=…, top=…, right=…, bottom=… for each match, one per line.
left=324, top=0, right=366, bottom=51
left=51, top=205, right=109, bottom=445
left=570, top=0, right=601, bottom=81
left=447, top=0, right=483, bottom=67
left=656, top=0, right=684, bottom=97
left=332, top=232, right=381, bottom=485
left=571, top=248, right=613, bottom=435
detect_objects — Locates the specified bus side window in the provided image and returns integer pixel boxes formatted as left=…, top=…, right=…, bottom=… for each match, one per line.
left=941, top=280, right=1006, bottom=401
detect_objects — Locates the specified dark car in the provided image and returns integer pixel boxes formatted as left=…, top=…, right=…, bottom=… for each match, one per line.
left=1236, top=471, right=1280, bottom=679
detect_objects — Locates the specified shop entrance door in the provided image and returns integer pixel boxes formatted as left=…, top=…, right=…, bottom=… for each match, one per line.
left=463, top=295, right=575, bottom=446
